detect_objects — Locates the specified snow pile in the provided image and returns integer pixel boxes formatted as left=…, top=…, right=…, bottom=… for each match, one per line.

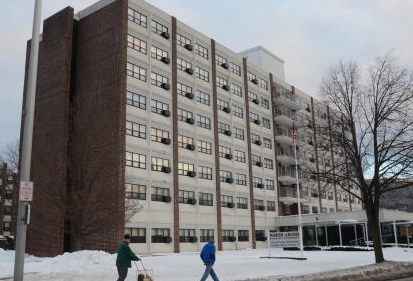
left=1, top=247, right=413, bottom=281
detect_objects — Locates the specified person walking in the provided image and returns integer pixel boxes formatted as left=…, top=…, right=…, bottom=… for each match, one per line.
left=199, top=238, right=220, bottom=281
left=116, top=234, right=141, bottom=281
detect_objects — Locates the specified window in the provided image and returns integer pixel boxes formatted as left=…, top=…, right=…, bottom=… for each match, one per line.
left=197, top=140, right=212, bottom=155
left=177, top=82, right=193, bottom=97
left=126, top=91, right=146, bottom=109
left=216, top=76, right=228, bottom=88
left=196, top=114, right=211, bottom=129
left=151, top=20, right=168, bottom=36
left=199, top=192, right=213, bottom=206
left=195, top=66, right=209, bottom=82
left=151, top=99, right=169, bottom=115
left=151, top=127, right=169, bottom=143
left=151, top=186, right=170, bottom=202
left=125, top=183, right=146, bottom=200
left=312, top=206, right=319, bottom=213
left=218, top=145, right=231, bottom=158
left=267, top=201, right=276, bottom=211
left=261, top=97, right=269, bottom=109
left=252, top=177, right=263, bottom=188
left=151, top=71, right=169, bottom=88
left=220, top=170, right=233, bottom=183
left=231, top=83, right=242, bottom=97
left=177, top=134, right=194, bottom=149
left=125, top=227, right=146, bottom=243
left=238, top=230, right=249, bottom=242
left=265, top=179, right=275, bottom=190
left=249, top=112, right=260, bottom=123
left=233, top=150, right=246, bottom=163
left=151, top=228, right=171, bottom=243
left=237, top=197, right=248, bottom=209
left=196, top=89, right=210, bottom=106
left=194, top=43, right=208, bottom=59
left=151, top=156, right=169, bottom=172
left=126, top=120, right=146, bottom=139
left=230, top=62, right=241, bottom=76
left=215, top=54, right=227, bottom=66
left=127, top=35, right=147, bottom=54
left=258, top=77, right=268, bottom=90
left=233, top=127, right=244, bottom=140
left=254, top=199, right=264, bottom=210
left=177, top=33, right=191, bottom=47
left=218, top=122, right=231, bottom=134
left=256, top=230, right=266, bottom=241
left=251, top=133, right=260, bottom=144
left=235, top=173, right=247, bottom=186
left=178, top=162, right=195, bottom=176
left=251, top=154, right=262, bottom=166
left=232, top=104, right=243, bottom=118
left=151, top=45, right=168, bottom=61
left=247, top=71, right=257, bottom=83
left=177, top=57, right=193, bottom=73
left=4, top=205, right=12, bottom=215
left=262, top=117, right=271, bottom=129
left=200, top=229, right=214, bottom=242
left=264, top=158, right=273, bottom=169
left=263, top=137, right=272, bottom=149
left=126, top=152, right=146, bottom=169
left=127, top=62, right=146, bottom=81
left=180, top=229, right=196, bottom=243
left=179, top=190, right=196, bottom=204
left=217, top=99, right=230, bottom=112
left=222, top=229, right=235, bottom=242
left=128, top=8, right=147, bottom=28
left=178, top=108, right=194, bottom=122
left=198, top=165, right=212, bottom=180
left=248, top=91, right=258, bottom=103
left=221, top=195, right=234, bottom=208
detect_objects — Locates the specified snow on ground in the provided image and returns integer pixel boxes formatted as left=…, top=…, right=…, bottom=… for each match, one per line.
left=1, top=247, right=413, bottom=281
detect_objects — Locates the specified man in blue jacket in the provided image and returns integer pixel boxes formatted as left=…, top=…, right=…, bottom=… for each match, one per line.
left=199, top=238, right=220, bottom=281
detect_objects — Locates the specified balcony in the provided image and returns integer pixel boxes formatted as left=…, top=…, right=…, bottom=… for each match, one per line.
left=274, top=91, right=300, bottom=110
left=279, top=186, right=310, bottom=204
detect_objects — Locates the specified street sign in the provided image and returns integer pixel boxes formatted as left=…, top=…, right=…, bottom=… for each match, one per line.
left=19, top=181, right=34, bottom=201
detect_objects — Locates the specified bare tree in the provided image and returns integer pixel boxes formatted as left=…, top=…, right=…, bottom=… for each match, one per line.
left=0, top=139, right=19, bottom=172
left=317, top=52, right=413, bottom=263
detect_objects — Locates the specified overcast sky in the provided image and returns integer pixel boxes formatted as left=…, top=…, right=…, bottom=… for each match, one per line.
left=1, top=0, right=413, bottom=150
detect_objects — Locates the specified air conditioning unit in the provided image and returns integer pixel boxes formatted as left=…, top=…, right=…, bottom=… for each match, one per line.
left=186, top=117, right=195, bottom=124
left=163, top=196, right=171, bottom=202
left=161, top=109, right=170, bottom=117
left=188, top=198, right=197, bottom=205
left=223, top=107, right=231, bottom=113
left=161, top=138, right=171, bottom=145
left=161, top=166, right=171, bottom=173
left=161, top=57, right=170, bottom=64
left=251, top=78, right=258, bottom=84
left=257, top=183, right=264, bottom=189
left=184, top=44, right=194, bottom=51
left=224, top=130, right=232, bottom=136
left=221, top=85, right=230, bottom=91
left=226, top=177, right=234, bottom=184
left=259, top=206, right=265, bottom=211
left=164, top=236, right=172, bottom=243
left=185, top=68, right=194, bottom=75
left=256, top=162, right=263, bottom=167
left=221, top=62, right=229, bottom=69
left=161, top=83, right=170, bottom=90
left=189, top=236, right=198, bottom=242
left=185, top=92, right=194, bottom=99
left=187, top=171, right=196, bottom=177
left=228, top=202, right=235, bottom=208
left=255, top=140, right=262, bottom=146
left=161, top=31, right=170, bottom=39
left=253, top=99, right=260, bottom=105
left=254, top=119, right=261, bottom=125
left=186, top=143, right=196, bottom=150
left=225, top=154, right=233, bottom=160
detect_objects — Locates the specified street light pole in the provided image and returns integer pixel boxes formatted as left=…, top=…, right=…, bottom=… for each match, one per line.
left=14, top=0, right=42, bottom=280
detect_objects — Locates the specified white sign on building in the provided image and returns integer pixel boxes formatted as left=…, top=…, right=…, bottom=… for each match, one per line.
left=268, top=230, right=299, bottom=248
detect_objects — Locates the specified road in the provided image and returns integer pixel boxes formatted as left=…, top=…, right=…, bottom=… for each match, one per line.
left=391, top=278, right=413, bottom=281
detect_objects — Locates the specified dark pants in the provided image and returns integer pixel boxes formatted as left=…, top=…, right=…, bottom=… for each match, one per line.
left=200, top=264, right=219, bottom=281
left=117, top=267, right=129, bottom=281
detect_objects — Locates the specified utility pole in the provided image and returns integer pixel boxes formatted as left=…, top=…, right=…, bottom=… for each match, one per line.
left=14, top=0, right=42, bottom=280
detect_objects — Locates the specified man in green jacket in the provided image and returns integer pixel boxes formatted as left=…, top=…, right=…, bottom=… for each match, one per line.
left=116, top=234, right=141, bottom=281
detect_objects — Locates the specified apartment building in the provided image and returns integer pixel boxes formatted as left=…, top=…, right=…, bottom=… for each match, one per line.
left=0, top=163, right=15, bottom=249
left=19, top=0, right=361, bottom=256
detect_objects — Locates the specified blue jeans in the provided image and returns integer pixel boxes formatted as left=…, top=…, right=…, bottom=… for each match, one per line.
left=200, top=264, right=219, bottom=281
